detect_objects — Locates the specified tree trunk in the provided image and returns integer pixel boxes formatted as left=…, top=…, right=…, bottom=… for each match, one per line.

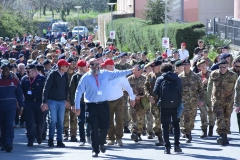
left=67, top=8, right=70, bottom=15
left=43, top=4, right=47, bottom=15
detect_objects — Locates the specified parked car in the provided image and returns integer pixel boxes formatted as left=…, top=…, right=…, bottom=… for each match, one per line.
left=94, top=25, right=98, bottom=34
left=72, top=26, right=89, bottom=38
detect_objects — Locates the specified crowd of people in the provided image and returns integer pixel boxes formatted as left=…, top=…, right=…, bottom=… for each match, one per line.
left=0, top=34, right=240, bottom=157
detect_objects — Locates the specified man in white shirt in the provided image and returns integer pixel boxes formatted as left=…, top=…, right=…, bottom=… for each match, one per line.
left=178, top=42, right=189, bottom=60
left=60, top=35, right=67, bottom=45
left=101, top=59, right=135, bottom=146
left=166, top=43, right=174, bottom=57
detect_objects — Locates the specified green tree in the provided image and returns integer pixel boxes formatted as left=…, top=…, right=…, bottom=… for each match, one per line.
left=143, top=0, right=171, bottom=25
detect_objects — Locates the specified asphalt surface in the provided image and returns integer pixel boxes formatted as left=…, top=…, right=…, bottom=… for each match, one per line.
left=1, top=109, right=240, bottom=160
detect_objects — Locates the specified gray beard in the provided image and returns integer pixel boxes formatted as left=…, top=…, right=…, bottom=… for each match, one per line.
left=91, top=69, right=100, bottom=75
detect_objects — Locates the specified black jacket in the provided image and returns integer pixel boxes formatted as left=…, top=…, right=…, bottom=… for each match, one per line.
left=153, top=71, right=182, bottom=105
left=42, top=70, right=68, bottom=103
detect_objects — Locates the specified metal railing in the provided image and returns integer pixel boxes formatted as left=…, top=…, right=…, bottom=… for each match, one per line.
left=211, top=17, right=240, bottom=46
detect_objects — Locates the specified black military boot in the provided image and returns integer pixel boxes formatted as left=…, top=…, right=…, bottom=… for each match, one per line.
left=174, top=145, right=182, bottom=152
left=142, top=127, right=147, bottom=136
left=131, top=132, right=138, bottom=142
left=148, top=132, right=153, bottom=139
left=225, top=134, right=229, bottom=144
left=200, top=129, right=207, bottom=138
left=208, top=126, right=214, bottom=137
left=217, top=134, right=226, bottom=146
left=186, top=134, right=191, bottom=143
left=70, top=135, right=78, bottom=142
left=155, top=136, right=164, bottom=146
left=64, top=130, right=68, bottom=140
left=123, top=126, right=131, bottom=133
left=137, top=133, right=142, bottom=141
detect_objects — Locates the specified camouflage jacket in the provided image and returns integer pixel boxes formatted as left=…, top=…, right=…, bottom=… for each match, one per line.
left=179, top=70, right=204, bottom=104
left=207, top=70, right=237, bottom=106
left=144, top=71, right=161, bottom=101
left=115, top=62, right=132, bottom=70
left=128, top=74, right=146, bottom=96
left=197, top=70, right=211, bottom=93
left=234, top=76, right=240, bottom=107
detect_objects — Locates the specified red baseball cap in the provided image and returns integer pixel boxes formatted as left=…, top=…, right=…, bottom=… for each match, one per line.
left=72, top=51, right=77, bottom=55
left=181, top=42, right=186, bottom=46
left=101, top=58, right=114, bottom=66
left=77, top=60, right=87, bottom=67
left=57, top=59, right=70, bottom=67
left=162, top=52, right=168, bottom=59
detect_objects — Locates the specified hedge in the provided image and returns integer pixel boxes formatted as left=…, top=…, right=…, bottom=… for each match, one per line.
left=106, top=18, right=206, bottom=58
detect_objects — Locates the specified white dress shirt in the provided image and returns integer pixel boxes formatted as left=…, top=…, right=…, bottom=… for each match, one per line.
left=178, top=49, right=189, bottom=60
left=107, top=71, right=135, bottom=101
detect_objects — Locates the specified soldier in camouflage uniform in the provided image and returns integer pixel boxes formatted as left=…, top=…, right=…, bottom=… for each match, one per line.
left=115, top=52, right=132, bottom=133
left=63, top=58, right=78, bottom=142
left=128, top=65, right=147, bottom=142
left=141, top=63, right=153, bottom=137
left=197, top=59, right=216, bottom=138
left=144, top=60, right=165, bottom=146
left=207, top=59, right=238, bottom=145
left=230, top=57, right=240, bottom=134
left=179, top=59, right=205, bottom=143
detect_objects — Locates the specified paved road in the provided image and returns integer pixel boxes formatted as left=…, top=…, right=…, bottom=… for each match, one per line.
left=1, top=110, right=240, bottom=160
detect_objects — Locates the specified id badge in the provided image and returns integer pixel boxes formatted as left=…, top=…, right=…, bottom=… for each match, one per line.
left=27, top=90, right=32, bottom=95
left=97, top=91, right=102, bottom=95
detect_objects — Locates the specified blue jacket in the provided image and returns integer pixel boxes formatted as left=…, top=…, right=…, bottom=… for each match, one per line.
left=0, top=75, right=24, bottom=111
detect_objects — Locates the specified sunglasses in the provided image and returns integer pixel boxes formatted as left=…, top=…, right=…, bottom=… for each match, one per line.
left=219, top=66, right=227, bottom=69
left=90, top=63, right=99, bottom=67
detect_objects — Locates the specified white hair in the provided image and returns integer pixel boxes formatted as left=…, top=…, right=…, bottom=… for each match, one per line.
left=17, top=63, right=25, bottom=69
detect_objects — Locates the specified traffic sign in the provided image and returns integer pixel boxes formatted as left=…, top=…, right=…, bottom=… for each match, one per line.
left=162, top=37, right=169, bottom=48
left=110, top=31, right=115, bottom=39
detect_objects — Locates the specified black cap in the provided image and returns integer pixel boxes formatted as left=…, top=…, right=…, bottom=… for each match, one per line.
left=151, top=60, right=162, bottom=67
left=222, top=46, right=229, bottom=49
left=43, top=59, right=51, bottom=65
left=175, top=60, right=184, bottom=67
left=31, top=60, right=38, bottom=65
left=119, top=52, right=128, bottom=57
left=95, top=53, right=102, bottom=59
left=141, top=51, right=148, bottom=56
left=18, top=54, right=24, bottom=58
left=220, top=53, right=230, bottom=60
left=26, top=64, right=36, bottom=69
left=172, top=50, right=179, bottom=53
left=10, top=63, right=17, bottom=69
left=1, top=62, right=11, bottom=69
left=66, top=57, right=76, bottom=63
left=182, top=59, right=190, bottom=64
left=218, top=59, right=228, bottom=65
left=58, top=54, right=66, bottom=60
left=36, top=64, right=44, bottom=70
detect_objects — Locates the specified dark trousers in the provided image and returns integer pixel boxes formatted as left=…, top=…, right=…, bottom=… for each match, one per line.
left=24, top=100, right=44, bottom=142
left=86, top=101, right=110, bottom=154
left=237, top=113, right=240, bottom=133
left=78, top=103, right=91, bottom=142
left=161, top=107, right=180, bottom=147
left=0, top=108, right=16, bottom=147
left=15, top=108, right=24, bottom=125
left=42, top=110, right=48, bottom=137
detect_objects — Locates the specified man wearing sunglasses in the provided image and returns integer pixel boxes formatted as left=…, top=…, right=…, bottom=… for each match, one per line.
left=207, top=59, right=238, bottom=146
left=20, top=64, right=45, bottom=147
left=73, top=58, right=138, bottom=157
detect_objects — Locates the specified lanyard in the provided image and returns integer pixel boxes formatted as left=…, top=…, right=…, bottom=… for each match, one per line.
left=29, top=74, right=38, bottom=90
left=93, top=75, right=99, bottom=87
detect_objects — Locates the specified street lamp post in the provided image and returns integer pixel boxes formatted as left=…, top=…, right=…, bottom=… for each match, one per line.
left=74, top=6, right=82, bottom=45
left=107, top=3, right=116, bottom=43
left=164, top=0, right=167, bottom=37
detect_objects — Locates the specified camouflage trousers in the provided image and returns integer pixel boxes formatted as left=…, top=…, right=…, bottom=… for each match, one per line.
left=151, top=104, right=162, bottom=136
left=213, top=100, right=233, bottom=135
left=123, top=92, right=130, bottom=127
left=180, top=103, right=197, bottom=134
left=64, top=108, right=78, bottom=136
left=199, top=105, right=216, bottom=129
left=129, top=104, right=147, bottom=134
left=143, top=109, right=153, bottom=133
